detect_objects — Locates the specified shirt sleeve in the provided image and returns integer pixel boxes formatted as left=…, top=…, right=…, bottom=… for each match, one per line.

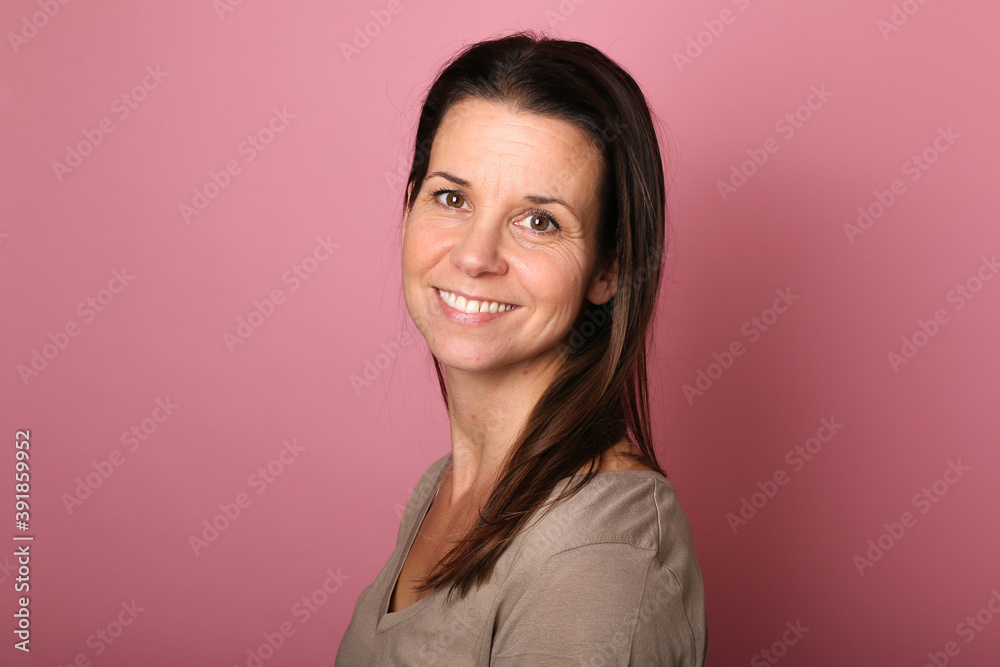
left=491, top=542, right=705, bottom=666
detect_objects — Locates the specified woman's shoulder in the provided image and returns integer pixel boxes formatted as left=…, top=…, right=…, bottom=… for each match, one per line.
left=516, top=468, right=694, bottom=563
left=494, top=471, right=706, bottom=666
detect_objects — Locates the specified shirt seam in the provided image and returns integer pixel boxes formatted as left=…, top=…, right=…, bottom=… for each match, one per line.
left=659, top=563, right=700, bottom=659
left=654, top=480, right=700, bottom=659
left=501, top=475, right=664, bottom=625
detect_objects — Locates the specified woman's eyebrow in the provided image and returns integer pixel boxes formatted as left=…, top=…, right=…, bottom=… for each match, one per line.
left=427, top=170, right=472, bottom=187
left=426, top=170, right=578, bottom=217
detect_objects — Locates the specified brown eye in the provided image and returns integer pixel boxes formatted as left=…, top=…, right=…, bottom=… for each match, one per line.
left=527, top=214, right=555, bottom=232
left=443, top=192, right=465, bottom=207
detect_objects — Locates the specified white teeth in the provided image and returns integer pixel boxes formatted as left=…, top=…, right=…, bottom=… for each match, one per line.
left=437, top=289, right=515, bottom=314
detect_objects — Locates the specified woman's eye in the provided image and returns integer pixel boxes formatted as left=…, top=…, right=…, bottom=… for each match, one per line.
left=524, top=213, right=556, bottom=232
left=437, top=191, right=467, bottom=208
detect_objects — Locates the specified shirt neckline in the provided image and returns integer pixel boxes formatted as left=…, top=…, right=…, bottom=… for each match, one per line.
left=376, top=457, right=450, bottom=633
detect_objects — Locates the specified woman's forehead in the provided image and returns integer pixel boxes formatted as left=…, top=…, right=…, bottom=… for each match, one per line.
left=429, top=98, right=602, bottom=200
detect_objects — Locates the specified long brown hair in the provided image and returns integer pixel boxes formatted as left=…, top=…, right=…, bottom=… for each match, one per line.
left=402, top=30, right=670, bottom=602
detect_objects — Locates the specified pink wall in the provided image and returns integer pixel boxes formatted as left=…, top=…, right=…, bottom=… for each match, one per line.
left=2, top=1, right=998, bottom=665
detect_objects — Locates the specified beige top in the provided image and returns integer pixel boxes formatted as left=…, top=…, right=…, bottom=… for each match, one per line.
left=335, top=452, right=707, bottom=666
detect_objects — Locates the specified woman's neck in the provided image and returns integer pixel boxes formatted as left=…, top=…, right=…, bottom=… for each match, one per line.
left=442, top=355, right=560, bottom=504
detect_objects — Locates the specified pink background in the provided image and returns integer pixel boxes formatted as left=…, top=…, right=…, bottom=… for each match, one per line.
left=2, top=1, right=998, bottom=665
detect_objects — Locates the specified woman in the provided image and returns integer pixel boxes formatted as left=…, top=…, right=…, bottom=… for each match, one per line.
left=337, top=31, right=707, bottom=666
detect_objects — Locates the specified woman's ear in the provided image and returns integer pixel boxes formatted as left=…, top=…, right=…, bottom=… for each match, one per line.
left=586, top=258, right=618, bottom=306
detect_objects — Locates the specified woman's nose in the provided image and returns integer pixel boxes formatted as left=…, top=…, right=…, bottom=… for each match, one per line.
left=449, top=215, right=507, bottom=277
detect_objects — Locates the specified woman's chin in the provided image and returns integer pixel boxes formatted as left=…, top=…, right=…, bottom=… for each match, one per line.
left=432, top=344, right=564, bottom=378
left=429, top=340, right=520, bottom=374
left=433, top=351, right=505, bottom=375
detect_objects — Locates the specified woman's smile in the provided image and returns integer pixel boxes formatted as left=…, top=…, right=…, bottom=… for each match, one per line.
left=435, top=287, right=520, bottom=319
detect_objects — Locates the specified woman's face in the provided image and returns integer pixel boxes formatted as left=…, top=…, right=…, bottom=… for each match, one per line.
left=402, top=98, right=616, bottom=376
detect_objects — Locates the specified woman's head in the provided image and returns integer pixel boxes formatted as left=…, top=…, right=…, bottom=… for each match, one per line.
left=402, top=31, right=666, bottom=393
left=401, top=97, right=617, bottom=376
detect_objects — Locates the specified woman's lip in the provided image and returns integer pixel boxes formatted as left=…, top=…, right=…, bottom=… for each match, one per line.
left=434, top=288, right=520, bottom=321
left=434, top=286, right=518, bottom=307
